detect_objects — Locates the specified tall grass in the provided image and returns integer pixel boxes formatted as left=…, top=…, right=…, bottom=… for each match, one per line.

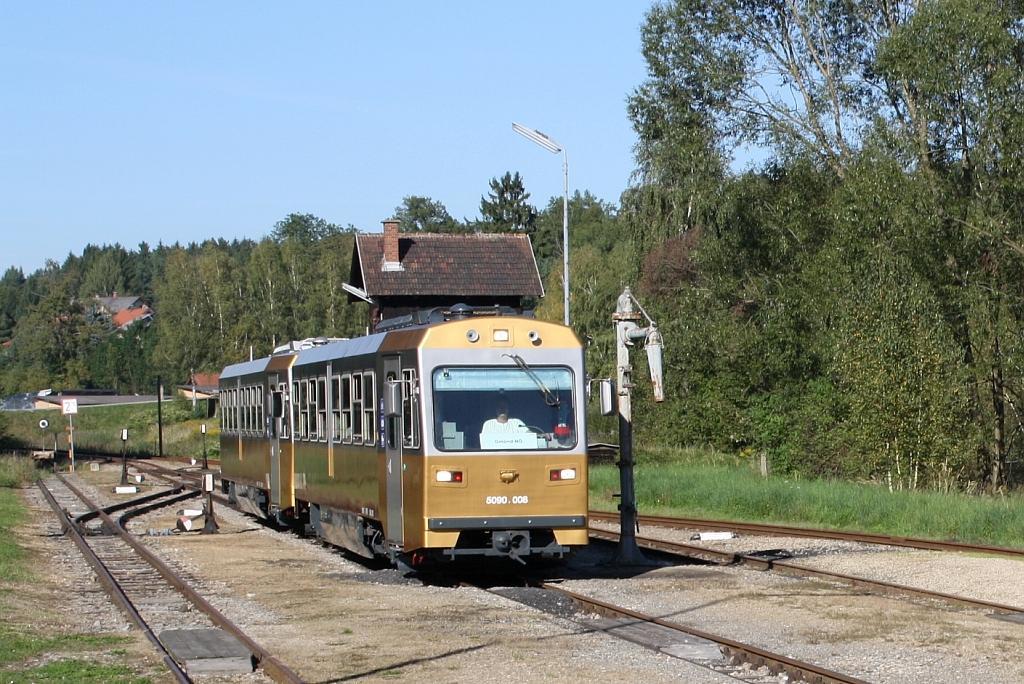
left=0, top=456, right=37, bottom=583
left=1, top=399, right=216, bottom=460
left=590, top=451, right=1024, bottom=548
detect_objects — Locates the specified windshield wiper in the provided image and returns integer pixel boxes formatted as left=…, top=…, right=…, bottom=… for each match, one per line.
left=504, top=353, right=560, bottom=406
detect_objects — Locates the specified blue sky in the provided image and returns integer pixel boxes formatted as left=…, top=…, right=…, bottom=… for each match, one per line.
left=0, top=3, right=653, bottom=275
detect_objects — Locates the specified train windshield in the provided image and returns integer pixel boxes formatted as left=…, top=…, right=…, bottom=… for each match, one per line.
left=432, top=366, right=577, bottom=451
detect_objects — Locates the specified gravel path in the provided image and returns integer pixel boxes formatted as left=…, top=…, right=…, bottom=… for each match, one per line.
left=20, top=464, right=1024, bottom=682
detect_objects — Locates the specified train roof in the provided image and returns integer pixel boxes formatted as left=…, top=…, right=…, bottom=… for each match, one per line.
left=220, top=357, right=269, bottom=380
left=221, top=308, right=577, bottom=381
left=293, top=332, right=386, bottom=368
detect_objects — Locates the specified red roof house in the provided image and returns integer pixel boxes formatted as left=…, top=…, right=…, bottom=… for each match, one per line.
left=348, top=219, right=544, bottom=326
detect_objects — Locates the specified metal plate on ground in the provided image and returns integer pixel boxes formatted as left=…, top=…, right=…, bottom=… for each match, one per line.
left=991, top=612, right=1024, bottom=625
left=586, top=616, right=723, bottom=662
left=159, top=628, right=253, bottom=674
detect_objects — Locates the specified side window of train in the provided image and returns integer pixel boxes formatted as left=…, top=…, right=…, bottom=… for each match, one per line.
left=249, top=386, right=255, bottom=433
left=315, top=376, right=323, bottom=440
left=330, top=376, right=341, bottom=443
left=306, top=378, right=318, bottom=440
left=362, top=371, right=376, bottom=447
left=402, top=369, right=419, bottom=448
left=341, top=374, right=353, bottom=443
left=257, top=385, right=264, bottom=433
left=241, top=387, right=248, bottom=433
left=278, top=384, right=289, bottom=439
left=297, top=380, right=307, bottom=440
left=290, top=382, right=299, bottom=440
left=351, top=371, right=363, bottom=443
left=291, top=382, right=299, bottom=439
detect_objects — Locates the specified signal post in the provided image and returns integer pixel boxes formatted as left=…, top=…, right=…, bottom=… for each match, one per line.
left=607, top=287, right=664, bottom=565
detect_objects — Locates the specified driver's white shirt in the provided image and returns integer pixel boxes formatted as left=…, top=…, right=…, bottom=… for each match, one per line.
left=481, top=417, right=528, bottom=433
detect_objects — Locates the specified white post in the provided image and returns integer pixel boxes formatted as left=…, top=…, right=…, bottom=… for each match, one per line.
left=561, top=149, right=570, bottom=326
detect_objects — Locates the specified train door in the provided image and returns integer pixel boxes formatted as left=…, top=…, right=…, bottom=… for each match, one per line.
left=268, top=373, right=282, bottom=508
left=383, top=356, right=404, bottom=545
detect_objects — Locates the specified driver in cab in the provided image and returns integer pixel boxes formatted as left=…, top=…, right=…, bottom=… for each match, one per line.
left=481, top=399, right=529, bottom=433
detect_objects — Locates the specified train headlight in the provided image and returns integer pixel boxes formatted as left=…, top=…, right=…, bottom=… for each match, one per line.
left=550, top=468, right=576, bottom=481
left=466, top=329, right=480, bottom=343
left=436, top=470, right=463, bottom=483
left=493, top=329, right=510, bottom=342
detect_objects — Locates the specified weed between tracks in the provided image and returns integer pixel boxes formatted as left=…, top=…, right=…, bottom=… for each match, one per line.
left=589, top=449, right=1024, bottom=548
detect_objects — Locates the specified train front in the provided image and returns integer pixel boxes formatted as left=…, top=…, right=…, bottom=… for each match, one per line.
left=410, top=317, right=589, bottom=563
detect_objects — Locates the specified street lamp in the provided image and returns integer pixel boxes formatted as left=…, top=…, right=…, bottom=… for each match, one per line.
left=512, top=122, right=570, bottom=326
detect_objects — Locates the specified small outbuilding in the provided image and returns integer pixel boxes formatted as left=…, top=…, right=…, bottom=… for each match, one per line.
left=347, top=220, right=545, bottom=328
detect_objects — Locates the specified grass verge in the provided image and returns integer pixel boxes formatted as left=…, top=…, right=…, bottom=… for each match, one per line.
left=1, top=398, right=218, bottom=460
left=0, top=456, right=154, bottom=683
left=589, top=448, right=1024, bottom=548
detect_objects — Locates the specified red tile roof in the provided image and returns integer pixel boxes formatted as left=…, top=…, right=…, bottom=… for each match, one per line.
left=189, top=372, right=220, bottom=389
left=353, top=232, right=544, bottom=298
left=112, top=306, right=152, bottom=329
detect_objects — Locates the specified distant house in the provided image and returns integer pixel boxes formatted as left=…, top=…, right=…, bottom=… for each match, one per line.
left=177, top=371, right=220, bottom=402
left=347, top=219, right=545, bottom=327
left=91, top=292, right=154, bottom=331
left=32, top=388, right=158, bottom=411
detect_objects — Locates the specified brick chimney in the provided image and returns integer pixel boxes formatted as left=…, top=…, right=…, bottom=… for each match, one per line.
left=381, top=219, right=403, bottom=271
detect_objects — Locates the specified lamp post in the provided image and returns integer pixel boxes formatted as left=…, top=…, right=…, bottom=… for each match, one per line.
left=512, top=122, right=570, bottom=326
left=119, top=428, right=129, bottom=487
left=201, top=423, right=208, bottom=470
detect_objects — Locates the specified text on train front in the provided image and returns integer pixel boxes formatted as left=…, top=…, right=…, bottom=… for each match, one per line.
left=432, top=365, right=576, bottom=451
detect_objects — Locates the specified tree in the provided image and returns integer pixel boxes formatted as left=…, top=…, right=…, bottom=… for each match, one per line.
left=393, top=196, right=463, bottom=233
left=79, top=247, right=127, bottom=298
left=0, top=267, right=25, bottom=341
left=271, top=213, right=347, bottom=243
left=479, top=172, right=537, bottom=233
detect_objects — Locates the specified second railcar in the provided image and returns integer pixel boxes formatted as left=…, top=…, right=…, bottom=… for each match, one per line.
left=218, top=307, right=589, bottom=564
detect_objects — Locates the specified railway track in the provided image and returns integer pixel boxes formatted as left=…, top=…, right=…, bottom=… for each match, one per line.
left=589, top=510, right=1024, bottom=559
left=588, top=525, right=1024, bottom=619
left=36, top=473, right=304, bottom=683
left=472, top=578, right=867, bottom=683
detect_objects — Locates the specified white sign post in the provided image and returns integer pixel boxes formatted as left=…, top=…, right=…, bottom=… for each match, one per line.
left=62, top=399, right=78, bottom=472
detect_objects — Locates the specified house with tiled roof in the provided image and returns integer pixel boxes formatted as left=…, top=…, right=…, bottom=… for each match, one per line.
left=348, top=219, right=544, bottom=327
left=91, top=292, right=153, bottom=331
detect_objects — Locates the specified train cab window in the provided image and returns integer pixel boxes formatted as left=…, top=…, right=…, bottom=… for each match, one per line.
left=402, top=369, right=419, bottom=448
left=351, top=372, right=363, bottom=443
left=432, top=366, right=577, bottom=451
left=362, top=372, right=375, bottom=446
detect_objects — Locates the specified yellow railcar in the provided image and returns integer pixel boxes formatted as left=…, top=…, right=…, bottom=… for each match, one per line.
left=219, top=306, right=588, bottom=564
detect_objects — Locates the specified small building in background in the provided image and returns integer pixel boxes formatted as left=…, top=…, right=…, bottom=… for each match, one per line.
left=177, top=371, right=219, bottom=417
left=90, top=292, right=154, bottom=331
left=347, top=219, right=545, bottom=329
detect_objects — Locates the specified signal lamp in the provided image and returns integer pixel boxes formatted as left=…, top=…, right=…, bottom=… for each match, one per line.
left=436, top=470, right=463, bottom=483
left=550, top=468, right=576, bottom=481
